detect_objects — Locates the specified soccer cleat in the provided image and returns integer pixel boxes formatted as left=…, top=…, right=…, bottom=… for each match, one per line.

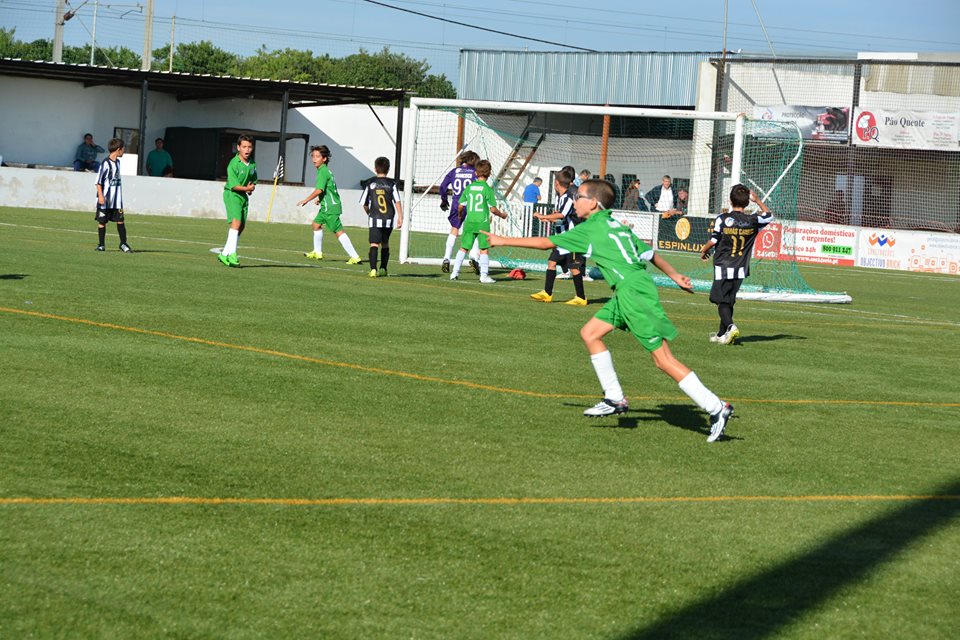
left=95, top=245, right=105, bottom=252
left=449, top=273, right=459, bottom=281
left=304, top=251, right=323, bottom=260
left=530, top=290, right=553, bottom=302
left=479, top=275, right=496, bottom=284
left=584, top=398, right=629, bottom=417
left=368, top=269, right=378, bottom=278
left=708, top=402, right=734, bottom=442
left=709, top=333, right=724, bottom=343
left=470, top=258, right=480, bottom=275
left=441, top=259, right=450, bottom=273
left=227, top=253, right=239, bottom=266
left=119, top=243, right=132, bottom=253
left=378, top=268, right=387, bottom=277
left=565, top=296, right=588, bottom=306
left=217, top=253, right=231, bottom=267
left=717, top=324, right=740, bottom=345
left=346, top=256, right=362, bottom=265
left=582, top=273, right=594, bottom=282
left=556, top=271, right=571, bottom=280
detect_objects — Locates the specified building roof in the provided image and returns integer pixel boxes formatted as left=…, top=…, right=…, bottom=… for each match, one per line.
left=0, top=57, right=406, bottom=106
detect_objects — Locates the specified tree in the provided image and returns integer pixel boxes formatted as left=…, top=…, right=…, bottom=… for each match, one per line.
left=164, top=40, right=240, bottom=76
left=236, top=46, right=335, bottom=83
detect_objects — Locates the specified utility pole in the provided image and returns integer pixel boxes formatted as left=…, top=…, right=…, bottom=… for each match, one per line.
left=141, top=0, right=154, bottom=71
left=90, top=0, right=99, bottom=65
left=53, top=0, right=66, bottom=63
left=168, top=15, right=175, bottom=72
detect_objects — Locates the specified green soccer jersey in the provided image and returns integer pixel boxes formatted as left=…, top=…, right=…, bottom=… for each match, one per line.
left=224, top=155, right=257, bottom=196
left=315, top=164, right=342, bottom=214
left=461, top=179, right=497, bottom=223
left=551, top=209, right=656, bottom=289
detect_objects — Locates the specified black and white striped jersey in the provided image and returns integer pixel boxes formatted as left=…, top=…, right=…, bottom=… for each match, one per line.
left=96, top=158, right=123, bottom=210
left=709, top=209, right=774, bottom=280
left=360, top=177, right=401, bottom=228
left=551, top=190, right=575, bottom=235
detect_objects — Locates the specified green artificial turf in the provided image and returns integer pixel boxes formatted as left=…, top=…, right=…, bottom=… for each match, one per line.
left=1, top=207, right=958, bottom=638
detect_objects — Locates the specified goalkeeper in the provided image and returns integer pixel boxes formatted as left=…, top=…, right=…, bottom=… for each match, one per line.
left=483, top=179, right=733, bottom=443
left=439, top=151, right=481, bottom=273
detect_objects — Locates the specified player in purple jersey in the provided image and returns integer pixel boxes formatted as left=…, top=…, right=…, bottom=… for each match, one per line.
left=439, top=151, right=480, bottom=273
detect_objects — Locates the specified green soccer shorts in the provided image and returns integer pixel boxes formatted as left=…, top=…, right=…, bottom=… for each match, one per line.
left=313, top=207, right=344, bottom=232
left=223, top=191, right=249, bottom=224
left=594, top=279, right=679, bottom=352
left=460, top=219, right=491, bottom=251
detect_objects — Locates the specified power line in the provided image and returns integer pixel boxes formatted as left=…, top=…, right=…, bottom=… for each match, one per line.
left=357, top=0, right=597, bottom=52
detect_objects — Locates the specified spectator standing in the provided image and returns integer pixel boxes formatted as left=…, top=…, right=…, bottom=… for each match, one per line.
left=146, top=138, right=174, bottom=177
left=74, top=133, right=104, bottom=172
left=646, top=175, right=678, bottom=215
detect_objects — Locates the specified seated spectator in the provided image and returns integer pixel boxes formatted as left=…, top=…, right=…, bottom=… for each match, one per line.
left=663, top=188, right=689, bottom=219
left=146, top=137, right=174, bottom=177
left=646, top=175, right=678, bottom=214
left=74, top=133, right=104, bottom=172
left=575, top=169, right=591, bottom=187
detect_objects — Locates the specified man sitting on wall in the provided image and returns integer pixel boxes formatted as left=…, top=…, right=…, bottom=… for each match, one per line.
left=74, top=133, right=104, bottom=172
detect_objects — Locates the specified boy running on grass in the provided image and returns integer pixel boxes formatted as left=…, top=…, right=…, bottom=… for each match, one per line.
left=359, top=156, right=403, bottom=277
left=450, top=160, right=507, bottom=284
left=299, top=145, right=362, bottom=265
left=218, top=135, right=256, bottom=267
left=483, top=179, right=733, bottom=442
left=94, top=138, right=132, bottom=253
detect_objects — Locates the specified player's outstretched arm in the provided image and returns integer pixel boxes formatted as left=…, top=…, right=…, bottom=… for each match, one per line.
left=651, top=252, right=694, bottom=293
left=700, top=238, right=716, bottom=260
left=297, top=189, right=323, bottom=207
left=480, top=230, right=554, bottom=250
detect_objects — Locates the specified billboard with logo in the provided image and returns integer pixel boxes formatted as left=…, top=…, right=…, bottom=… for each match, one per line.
left=852, top=108, right=960, bottom=151
left=857, top=229, right=960, bottom=274
left=754, top=222, right=856, bottom=266
left=656, top=215, right=712, bottom=253
left=753, top=105, right=850, bottom=142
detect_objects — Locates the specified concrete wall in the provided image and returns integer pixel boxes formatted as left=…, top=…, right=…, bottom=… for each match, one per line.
left=0, top=75, right=404, bottom=192
left=0, top=166, right=369, bottom=227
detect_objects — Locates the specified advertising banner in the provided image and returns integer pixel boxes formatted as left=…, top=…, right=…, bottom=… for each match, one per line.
left=857, top=229, right=960, bottom=275
left=753, top=105, right=850, bottom=142
left=655, top=215, right=712, bottom=253
left=754, top=222, right=857, bottom=266
left=852, top=108, right=960, bottom=151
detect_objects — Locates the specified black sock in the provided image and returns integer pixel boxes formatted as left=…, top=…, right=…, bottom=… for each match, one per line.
left=573, top=272, right=585, bottom=299
left=368, top=246, right=378, bottom=271
left=544, top=269, right=557, bottom=295
left=117, top=223, right=127, bottom=244
left=380, top=247, right=390, bottom=270
left=719, top=303, right=734, bottom=334
left=98, top=226, right=106, bottom=246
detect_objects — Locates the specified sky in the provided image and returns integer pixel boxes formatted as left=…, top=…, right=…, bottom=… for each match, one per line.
left=3, top=0, right=960, bottom=83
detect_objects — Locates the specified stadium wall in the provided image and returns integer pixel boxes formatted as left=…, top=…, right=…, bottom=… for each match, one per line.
left=0, top=75, right=402, bottom=192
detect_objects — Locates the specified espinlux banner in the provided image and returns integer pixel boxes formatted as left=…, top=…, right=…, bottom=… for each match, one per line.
left=852, top=107, right=960, bottom=152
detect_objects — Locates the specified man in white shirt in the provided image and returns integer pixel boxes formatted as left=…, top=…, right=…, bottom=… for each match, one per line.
left=646, top=175, right=677, bottom=214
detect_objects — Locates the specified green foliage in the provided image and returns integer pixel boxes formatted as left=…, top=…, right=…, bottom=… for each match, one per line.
left=3, top=29, right=454, bottom=97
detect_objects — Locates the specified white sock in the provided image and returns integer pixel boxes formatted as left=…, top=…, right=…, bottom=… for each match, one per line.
left=479, top=253, right=490, bottom=277
left=678, top=372, right=723, bottom=415
left=589, top=351, right=624, bottom=403
left=222, top=228, right=239, bottom=256
left=313, top=229, right=323, bottom=253
left=443, top=234, right=457, bottom=261
left=451, top=250, right=466, bottom=276
left=338, top=233, right=359, bottom=259
left=469, top=238, right=480, bottom=261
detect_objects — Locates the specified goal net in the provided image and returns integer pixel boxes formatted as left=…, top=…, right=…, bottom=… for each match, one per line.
left=400, top=98, right=851, bottom=303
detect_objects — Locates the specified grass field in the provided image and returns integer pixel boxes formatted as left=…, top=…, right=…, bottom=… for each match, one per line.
left=1, top=207, right=958, bottom=639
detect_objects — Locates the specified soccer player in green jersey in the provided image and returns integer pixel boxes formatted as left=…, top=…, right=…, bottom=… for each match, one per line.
left=218, top=135, right=257, bottom=267
left=298, top=145, right=361, bottom=265
left=450, top=159, right=507, bottom=283
left=483, top=179, right=733, bottom=442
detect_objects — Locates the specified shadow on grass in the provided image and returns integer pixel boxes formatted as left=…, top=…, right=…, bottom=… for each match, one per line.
left=620, top=477, right=960, bottom=640
left=735, top=334, right=807, bottom=344
left=0, top=273, right=27, bottom=280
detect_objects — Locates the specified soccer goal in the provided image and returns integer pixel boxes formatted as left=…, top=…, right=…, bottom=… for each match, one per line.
left=399, top=98, right=851, bottom=303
